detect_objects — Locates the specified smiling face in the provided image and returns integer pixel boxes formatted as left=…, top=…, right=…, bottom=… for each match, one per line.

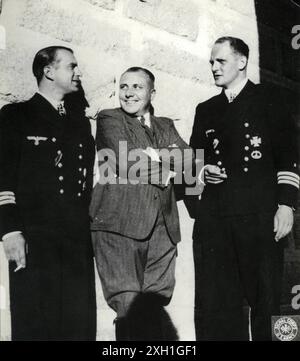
left=47, top=49, right=82, bottom=95
left=210, top=41, right=247, bottom=89
left=119, top=70, right=155, bottom=116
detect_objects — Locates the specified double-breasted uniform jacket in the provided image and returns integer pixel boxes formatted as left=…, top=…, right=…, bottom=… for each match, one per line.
left=90, top=108, right=192, bottom=244
left=0, top=93, right=96, bottom=340
left=186, top=81, right=299, bottom=218
left=0, top=93, right=95, bottom=238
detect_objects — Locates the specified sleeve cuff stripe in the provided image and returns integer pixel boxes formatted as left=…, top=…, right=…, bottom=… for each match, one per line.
left=278, top=175, right=300, bottom=183
left=277, top=171, right=299, bottom=180
left=0, top=200, right=16, bottom=205
left=278, top=180, right=299, bottom=189
left=0, top=199, right=16, bottom=204
left=0, top=195, right=15, bottom=200
left=0, top=191, right=15, bottom=196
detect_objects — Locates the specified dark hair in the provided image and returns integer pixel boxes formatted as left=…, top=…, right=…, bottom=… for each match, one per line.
left=32, top=46, right=73, bottom=84
left=123, top=66, right=155, bottom=85
left=215, top=36, right=249, bottom=59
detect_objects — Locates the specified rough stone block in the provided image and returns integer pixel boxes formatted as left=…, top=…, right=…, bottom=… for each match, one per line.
left=0, top=45, right=36, bottom=102
left=152, top=71, right=219, bottom=142
left=201, top=8, right=259, bottom=66
left=216, top=0, right=256, bottom=17
left=126, top=0, right=199, bottom=41
left=143, top=40, right=211, bottom=84
left=75, top=47, right=141, bottom=114
left=18, top=0, right=130, bottom=54
left=82, top=0, right=116, bottom=11
left=0, top=37, right=117, bottom=109
left=84, top=81, right=116, bottom=119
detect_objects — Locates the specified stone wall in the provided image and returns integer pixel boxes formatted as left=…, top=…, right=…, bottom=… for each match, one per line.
left=0, top=0, right=298, bottom=341
left=0, top=0, right=260, bottom=139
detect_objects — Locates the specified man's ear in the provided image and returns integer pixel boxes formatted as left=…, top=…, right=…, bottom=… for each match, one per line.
left=43, top=65, right=54, bottom=81
left=150, top=88, right=156, bottom=102
left=238, top=55, right=248, bottom=71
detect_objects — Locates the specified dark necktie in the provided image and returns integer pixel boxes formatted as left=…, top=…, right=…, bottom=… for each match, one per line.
left=228, top=92, right=236, bottom=103
left=57, top=103, right=66, bottom=116
left=138, top=115, right=155, bottom=145
left=139, top=115, right=147, bottom=127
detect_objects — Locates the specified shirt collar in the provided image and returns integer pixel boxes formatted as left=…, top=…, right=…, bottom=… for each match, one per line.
left=37, top=91, right=64, bottom=110
left=138, top=112, right=151, bottom=128
left=224, top=78, right=248, bottom=102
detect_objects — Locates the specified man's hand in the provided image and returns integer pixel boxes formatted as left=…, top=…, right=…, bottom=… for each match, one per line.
left=163, top=170, right=177, bottom=186
left=203, top=165, right=227, bottom=184
left=3, top=233, right=26, bottom=269
left=274, top=205, right=294, bottom=242
left=143, top=147, right=161, bottom=162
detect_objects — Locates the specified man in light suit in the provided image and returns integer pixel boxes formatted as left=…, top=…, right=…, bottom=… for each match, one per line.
left=90, top=67, right=192, bottom=340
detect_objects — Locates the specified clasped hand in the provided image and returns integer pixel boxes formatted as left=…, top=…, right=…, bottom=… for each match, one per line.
left=203, top=164, right=227, bottom=184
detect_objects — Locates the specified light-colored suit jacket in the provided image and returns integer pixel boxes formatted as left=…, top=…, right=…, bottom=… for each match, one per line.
left=90, top=108, right=192, bottom=244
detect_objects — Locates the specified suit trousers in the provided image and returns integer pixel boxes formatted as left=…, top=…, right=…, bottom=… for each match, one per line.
left=193, top=211, right=284, bottom=341
left=92, top=210, right=177, bottom=318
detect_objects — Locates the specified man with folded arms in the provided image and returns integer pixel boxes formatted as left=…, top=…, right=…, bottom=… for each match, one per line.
left=90, top=67, right=193, bottom=340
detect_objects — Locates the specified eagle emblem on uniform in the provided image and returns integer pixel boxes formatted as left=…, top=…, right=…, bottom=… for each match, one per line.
left=27, top=136, right=48, bottom=145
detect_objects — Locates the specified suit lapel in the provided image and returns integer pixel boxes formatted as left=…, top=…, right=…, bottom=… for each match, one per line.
left=150, top=115, right=169, bottom=147
left=119, top=109, right=148, bottom=148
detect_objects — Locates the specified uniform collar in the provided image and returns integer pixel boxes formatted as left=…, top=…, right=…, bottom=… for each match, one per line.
left=224, top=78, right=248, bottom=102
left=37, top=91, right=65, bottom=111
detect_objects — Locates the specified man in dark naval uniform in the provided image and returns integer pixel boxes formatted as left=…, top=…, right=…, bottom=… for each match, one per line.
left=186, top=37, right=299, bottom=340
left=0, top=46, right=96, bottom=340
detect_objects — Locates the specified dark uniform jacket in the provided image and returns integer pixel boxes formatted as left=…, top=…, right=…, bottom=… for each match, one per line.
left=0, top=93, right=96, bottom=340
left=0, top=93, right=95, bottom=239
left=186, top=81, right=299, bottom=218
left=90, top=108, right=192, bottom=244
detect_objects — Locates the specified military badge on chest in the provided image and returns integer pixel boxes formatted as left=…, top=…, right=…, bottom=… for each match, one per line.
left=26, top=136, right=48, bottom=145
left=205, top=129, right=219, bottom=152
left=205, top=128, right=226, bottom=173
left=250, top=136, right=262, bottom=160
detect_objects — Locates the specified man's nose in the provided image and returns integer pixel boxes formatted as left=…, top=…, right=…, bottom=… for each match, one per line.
left=211, top=62, right=219, bottom=72
left=125, top=88, right=134, bottom=97
left=75, top=67, right=82, bottom=77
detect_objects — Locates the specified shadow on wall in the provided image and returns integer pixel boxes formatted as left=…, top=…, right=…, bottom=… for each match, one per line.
left=254, top=0, right=300, bottom=308
left=64, top=83, right=89, bottom=117
left=254, top=0, right=299, bottom=121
